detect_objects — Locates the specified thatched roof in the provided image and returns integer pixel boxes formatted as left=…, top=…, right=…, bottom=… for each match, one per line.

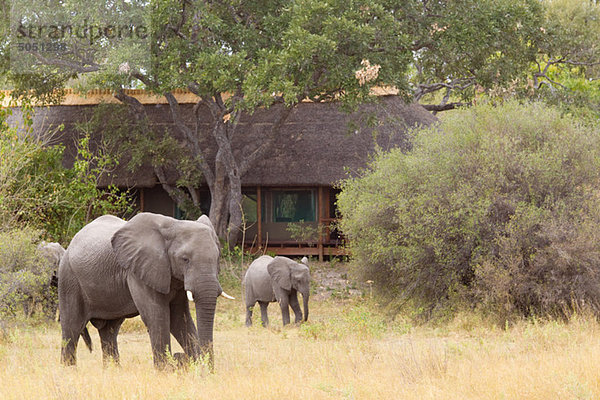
left=13, top=95, right=437, bottom=187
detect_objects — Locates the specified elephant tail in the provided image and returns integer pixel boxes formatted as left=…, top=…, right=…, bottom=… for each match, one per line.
left=81, top=326, right=93, bottom=352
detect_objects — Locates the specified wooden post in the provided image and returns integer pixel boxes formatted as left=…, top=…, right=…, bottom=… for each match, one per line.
left=140, top=188, right=145, bottom=212
left=257, top=186, right=263, bottom=249
left=318, top=186, right=324, bottom=262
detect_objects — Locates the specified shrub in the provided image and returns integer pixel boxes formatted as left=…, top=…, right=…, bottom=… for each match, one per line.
left=0, top=100, right=133, bottom=242
left=0, top=228, right=54, bottom=317
left=338, top=101, right=600, bottom=319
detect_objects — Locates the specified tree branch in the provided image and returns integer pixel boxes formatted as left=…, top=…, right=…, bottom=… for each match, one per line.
left=164, top=93, right=215, bottom=187
left=155, top=165, right=192, bottom=207
left=132, top=72, right=155, bottom=88
left=114, top=89, right=197, bottom=209
left=114, top=89, right=147, bottom=124
left=422, top=102, right=470, bottom=112
left=414, top=78, right=474, bottom=101
left=533, top=73, right=567, bottom=91
left=239, top=105, right=294, bottom=175
left=164, top=92, right=199, bottom=149
left=30, top=53, right=100, bottom=73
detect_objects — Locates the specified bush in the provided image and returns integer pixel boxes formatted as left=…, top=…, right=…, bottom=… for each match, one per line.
left=0, top=100, right=133, bottom=242
left=338, top=101, right=600, bottom=319
left=0, top=228, right=55, bottom=317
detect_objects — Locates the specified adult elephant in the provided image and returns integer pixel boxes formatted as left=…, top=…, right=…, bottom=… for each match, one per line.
left=58, top=212, right=231, bottom=370
left=244, top=255, right=310, bottom=327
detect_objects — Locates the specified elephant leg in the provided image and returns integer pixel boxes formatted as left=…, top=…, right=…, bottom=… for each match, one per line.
left=258, top=301, right=270, bottom=327
left=58, top=273, right=87, bottom=366
left=142, top=306, right=171, bottom=368
left=289, top=290, right=303, bottom=323
left=128, top=276, right=171, bottom=369
left=97, top=318, right=125, bottom=365
left=61, top=324, right=82, bottom=366
left=277, top=297, right=291, bottom=326
left=245, top=302, right=255, bottom=327
left=170, top=291, right=199, bottom=360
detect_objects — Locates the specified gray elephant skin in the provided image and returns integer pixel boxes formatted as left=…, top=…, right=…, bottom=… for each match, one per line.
left=38, top=241, right=93, bottom=348
left=244, top=255, right=310, bottom=327
left=38, top=241, right=66, bottom=269
left=36, top=242, right=65, bottom=318
left=58, top=212, right=224, bottom=369
left=19, top=242, right=67, bottom=321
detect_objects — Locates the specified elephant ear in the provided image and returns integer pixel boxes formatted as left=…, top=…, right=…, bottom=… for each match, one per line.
left=111, top=213, right=171, bottom=294
left=38, top=242, right=65, bottom=266
left=290, top=261, right=310, bottom=289
left=197, top=215, right=220, bottom=250
left=267, top=257, right=292, bottom=291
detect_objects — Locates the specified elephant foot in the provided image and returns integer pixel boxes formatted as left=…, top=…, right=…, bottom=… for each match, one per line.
left=173, top=352, right=190, bottom=369
left=61, top=355, right=77, bottom=367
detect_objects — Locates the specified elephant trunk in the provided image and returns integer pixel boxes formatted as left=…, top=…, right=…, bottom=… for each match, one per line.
left=194, top=294, right=217, bottom=372
left=302, top=292, right=309, bottom=322
left=188, top=277, right=219, bottom=372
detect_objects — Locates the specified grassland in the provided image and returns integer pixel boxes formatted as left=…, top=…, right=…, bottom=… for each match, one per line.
left=1, top=264, right=600, bottom=399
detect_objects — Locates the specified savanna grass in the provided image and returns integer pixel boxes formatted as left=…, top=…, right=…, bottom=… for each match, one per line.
left=1, top=296, right=600, bottom=399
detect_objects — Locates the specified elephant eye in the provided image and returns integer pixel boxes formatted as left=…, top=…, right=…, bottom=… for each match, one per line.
left=181, top=256, right=190, bottom=264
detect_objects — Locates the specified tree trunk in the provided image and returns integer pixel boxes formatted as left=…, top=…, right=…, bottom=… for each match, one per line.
left=208, top=145, right=230, bottom=238
left=209, top=182, right=229, bottom=239
left=164, top=94, right=296, bottom=245
left=226, top=172, right=243, bottom=245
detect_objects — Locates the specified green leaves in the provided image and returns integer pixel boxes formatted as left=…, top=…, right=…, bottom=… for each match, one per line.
left=339, top=101, right=600, bottom=319
left=2, top=0, right=599, bottom=113
left=0, top=228, right=51, bottom=317
left=0, top=103, right=132, bottom=242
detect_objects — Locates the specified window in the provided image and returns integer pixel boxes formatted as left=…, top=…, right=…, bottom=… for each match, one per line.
left=268, top=190, right=316, bottom=222
left=242, top=194, right=258, bottom=223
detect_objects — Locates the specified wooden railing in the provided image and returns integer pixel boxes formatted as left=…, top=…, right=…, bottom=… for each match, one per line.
left=243, top=218, right=347, bottom=260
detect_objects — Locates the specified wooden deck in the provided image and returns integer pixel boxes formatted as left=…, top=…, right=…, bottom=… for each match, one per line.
left=249, top=186, right=347, bottom=260
left=244, top=241, right=348, bottom=259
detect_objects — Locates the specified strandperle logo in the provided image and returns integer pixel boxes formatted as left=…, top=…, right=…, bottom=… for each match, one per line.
left=9, top=0, right=150, bottom=73
left=15, top=20, right=149, bottom=45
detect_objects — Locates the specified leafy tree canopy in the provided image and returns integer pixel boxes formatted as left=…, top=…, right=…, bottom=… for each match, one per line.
left=1, top=0, right=599, bottom=240
left=2, top=0, right=598, bottom=108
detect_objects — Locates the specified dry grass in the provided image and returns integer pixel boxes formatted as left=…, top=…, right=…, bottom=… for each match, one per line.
left=1, top=296, right=600, bottom=400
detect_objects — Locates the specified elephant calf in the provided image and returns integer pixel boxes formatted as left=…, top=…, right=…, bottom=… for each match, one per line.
left=34, top=242, right=65, bottom=320
left=244, top=255, right=310, bottom=327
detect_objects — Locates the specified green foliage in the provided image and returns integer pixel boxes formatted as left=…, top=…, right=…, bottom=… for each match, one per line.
left=0, top=228, right=51, bottom=317
left=339, top=101, right=600, bottom=319
left=286, top=221, right=320, bottom=246
left=4, top=0, right=600, bottom=241
left=147, top=0, right=412, bottom=108
left=0, top=99, right=133, bottom=242
left=412, top=0, right=600, bottom=113
left=2, top=0, right=600, bottom=112
left=219, top=245, right=259, bottom=292
left=539, top=0, right=600, bottom=66
left=523, top=0, right=600, bottom=119
left=410, top=0, right=544, bottom=91
left=3, top=0, right=413, bottom=106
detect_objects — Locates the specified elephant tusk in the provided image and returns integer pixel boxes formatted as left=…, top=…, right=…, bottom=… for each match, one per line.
left=188, top=290, right=235, bottom=300
left=220, top=291, right=235, bottom=300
